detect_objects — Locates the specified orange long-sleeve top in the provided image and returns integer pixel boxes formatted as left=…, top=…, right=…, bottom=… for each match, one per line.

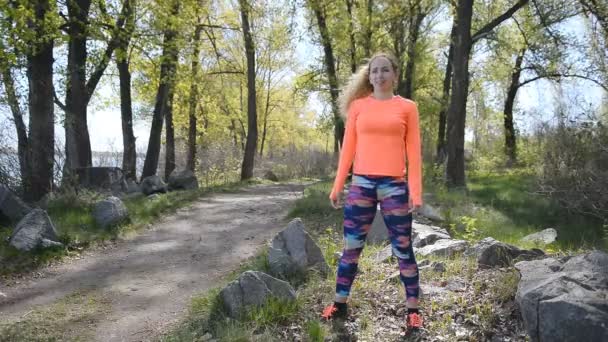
left=330, top=95, right=423, bottom=205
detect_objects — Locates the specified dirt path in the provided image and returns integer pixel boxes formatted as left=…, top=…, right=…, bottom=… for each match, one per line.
left=0, top=182, right=307, bottom=341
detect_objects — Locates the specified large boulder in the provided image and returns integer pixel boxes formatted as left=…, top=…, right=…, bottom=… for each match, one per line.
left=415, top=239, right=468, bottom=257
left=465, top=237, right=545, bottom=268
left=168, top=169, right=198, bottom=190
left=141, top=175, right=168, bottom=196
left=268, top=218, right=329, bottom=277
left=93, top=196, right=129, bottom=229
left=521, top=228, right=558, bottom=245
left=416, top=203, right=444, bottom=222
left=74, top=167, right=125, bottom=193
left=412, top=222, right=451, bottom=248
left=9, top=209, right=63, bottom=251
left=368, top=207, right=389, bottom=244
left=515, top=251, right=608, bottom=342
left=264, top=170, right=279, bottom=182
left=0, top=185, right=31, bottom=223
left=220, top=270, right=296, bottom=319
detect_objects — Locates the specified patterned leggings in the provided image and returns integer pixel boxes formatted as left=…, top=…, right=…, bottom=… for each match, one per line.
left=336, top=174, right=419, bottom=302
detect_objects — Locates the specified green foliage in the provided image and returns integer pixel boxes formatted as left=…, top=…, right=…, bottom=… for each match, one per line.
left=305, top=320, right=326, bottom=342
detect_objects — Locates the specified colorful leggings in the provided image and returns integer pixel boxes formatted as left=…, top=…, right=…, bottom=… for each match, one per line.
left=336, top=174, right=419, bottom=302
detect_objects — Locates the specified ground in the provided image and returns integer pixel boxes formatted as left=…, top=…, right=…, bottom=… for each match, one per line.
left=0, top=182, right=306, bottom=342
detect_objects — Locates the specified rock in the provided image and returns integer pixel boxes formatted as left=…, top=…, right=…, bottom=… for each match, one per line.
left=418, top=259, right=431, bottom=267
left=466, top=237, right=546, bottom=268
left=387, top=271, right=401, bottom=284
left=168, top=169, right=199, bottom=190
left=124, top=179, right=141, bottom=194
left=431, top=261, right=446, bottom=273
left=264, top=170, right=279, bottom=182
left=0, top=185, right=31, bottom=223
left=74, top=167, right=125, bottom=193
left=412, top=222, right=451, bottom=248
left=373, top=244, right=394, bottom=263
left=93, top=196, right=128, bottom=229
left=220, top=270, right=296, bottom=319
left=521, top=228, right=558, bottom=245
left=268, top=218, right=329, bottom=277
left=9, top=209, right=63, bottom=251
left=141, top=175, right=168, bottom=196
left=515, top=251, right=608, bottom=342
left=417, top=203, right=444, bottom=221
left=416, top=239, right=468, bottom=257
left=368, top=207, right=389, bottom=244
left=147, top=193, right=161, bottom=200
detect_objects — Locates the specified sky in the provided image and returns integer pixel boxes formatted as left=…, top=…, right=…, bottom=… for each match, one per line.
left=1, top=7, right=606, bottom=154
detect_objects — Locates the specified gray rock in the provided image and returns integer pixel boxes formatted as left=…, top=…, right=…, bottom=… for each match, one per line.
left=515, top=251, right=608, bottom=342
left=432, top=261, right=446, bottom=273
left=168, top=169, right=198, bottom=190
left=141, top=175, right=168, bottom=195
left=522, top=228, right=558, bottom=245
left=368, top=207, right=389, bottom=244
left=373, top=244, right=394, bottom=263
left=417, top=203, right=444, bottom=221
left=466, top=237, right=545, bottom=268
left=416, top=239, right=468, bottom=257
left=9, top=209, right=63, bottom=251
left=264, top=170, right=279, bottom=182
left=0, top=185, right=31, bottom=223
left=268, top=218, right=329, bottom=277
left=93, top=196, right=128, bottom=229
left=220, top=270, right=296, bottom=319
left=124, top=179, right=141, bottom=194
left=412, top=222, right=451, bottom=248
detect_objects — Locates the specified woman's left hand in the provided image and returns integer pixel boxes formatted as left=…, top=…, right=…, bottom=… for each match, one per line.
left=408, top=198, right=422, bottom=214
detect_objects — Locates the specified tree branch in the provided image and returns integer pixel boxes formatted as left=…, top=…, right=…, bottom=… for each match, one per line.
left=472, top=0, right=530, bottom=43
left=519, top=72, right=608, bottom=91
left=53, top=90, right=67, bottom=112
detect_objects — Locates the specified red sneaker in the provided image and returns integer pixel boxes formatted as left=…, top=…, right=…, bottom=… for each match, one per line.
left=406, top=312, right=423, bottom=330
left=321, top=303, right=347, bottom=320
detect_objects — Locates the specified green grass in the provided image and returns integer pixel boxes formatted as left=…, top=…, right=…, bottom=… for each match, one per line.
left=0, top=290, right=111, bottom=342
left=0, top=179, right=267, bottom=277
left=429, top=169, right=607, bottom=252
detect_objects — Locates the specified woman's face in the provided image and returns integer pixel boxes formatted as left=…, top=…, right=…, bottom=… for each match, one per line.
left=369, top=56, right=396, bottom=92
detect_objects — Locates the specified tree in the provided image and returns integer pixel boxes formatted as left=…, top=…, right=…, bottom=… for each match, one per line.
left=239, top=0, right=257, bottom=180
left=445, top=0, right=529, bottom=188
left=141, top=0, right=180, bottom=179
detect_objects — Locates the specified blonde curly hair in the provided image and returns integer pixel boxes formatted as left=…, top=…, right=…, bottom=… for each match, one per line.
left=338, top=51, right=400, bottom=119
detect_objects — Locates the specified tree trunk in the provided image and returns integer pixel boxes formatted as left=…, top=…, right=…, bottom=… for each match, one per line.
left=346, top=0, right=357, bottom=73
left=26, top=0, right=55, bottom=202
left=363, top=0, right=373, bottom=57
left=436, top=22, right=456, bottom=163
left=141, top=1, right=180, bottom=179
left=445, top=0, right=473, bottom=188
left=117, top=0, right=136, bottom=180
left=504, top=48, right=525, bottom=166
left=310, top=0, right=342, bottom=155
left=239, top=0, right=258, bottom=180
left=164, top=87, right=176, bottom=180
left=402, top=6, right=425, bottom=99
left=64, top=0, right=93, bottom=178
left=445, top=0, right=529, bottom=187
left=187, top=18, right=203, bottom=172
left=1, top=67, right=31, bottom=194
left=260, top=56, right=273, bottom=157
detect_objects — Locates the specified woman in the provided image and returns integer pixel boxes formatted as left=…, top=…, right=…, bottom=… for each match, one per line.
left=321, top=52, right=423, bottom=331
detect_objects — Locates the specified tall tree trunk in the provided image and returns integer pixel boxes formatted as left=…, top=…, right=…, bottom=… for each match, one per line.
left=504, top=47, right=526, bottom=166
left=1, top=67, right=31, bottom=194
left=164, top=88, right=176, bottom=180
left=436, top=22, right=456, bottom=163
left=445, top=0, right=529, bottom=187
left=402, top=5, right=425, bottom=99
left=363, top=0, right=373, bottom=57
left=26, top=0, right=55, bottom=202
left=260, top=55, right=273, bottom=157
left=346, top=0, right=357, bottom=73
left=64, top=0, right=93, bottom=178
left=445, top=0, right=473, bottom=188
left=310, top=0, right=342, bottom=155
left=117, top=0, right=136, bottom=180
left=141, top=1, right=180, bottom=179
left=239, top=0, right=257, bottom=180
left=187, top=16, right=203, bottom=172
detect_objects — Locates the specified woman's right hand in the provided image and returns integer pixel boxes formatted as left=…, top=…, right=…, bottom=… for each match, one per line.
left=329, top=192, right=343, bottom=209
